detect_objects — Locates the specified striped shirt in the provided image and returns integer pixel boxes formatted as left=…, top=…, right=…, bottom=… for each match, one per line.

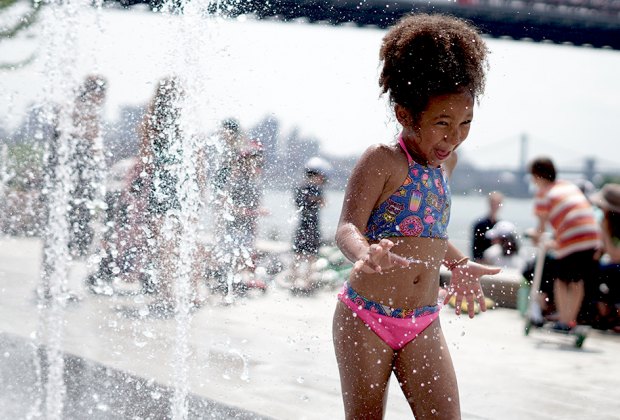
left=534, top=180, right=600, bottom=258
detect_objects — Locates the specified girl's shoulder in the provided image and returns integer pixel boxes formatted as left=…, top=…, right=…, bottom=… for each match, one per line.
left=360, top=142, right=405, bottom=167
left=354, top=143, right=409, bottom=189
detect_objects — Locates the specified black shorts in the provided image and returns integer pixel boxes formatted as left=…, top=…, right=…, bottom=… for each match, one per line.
left=554, top=249, right=598, bottom=283
left=293, top=224, right=321, bottom=256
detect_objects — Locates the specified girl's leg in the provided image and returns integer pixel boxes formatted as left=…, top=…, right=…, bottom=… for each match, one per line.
left=393, top=319, right=461, bottom=420
left=333, top=301, right=395, bottom=419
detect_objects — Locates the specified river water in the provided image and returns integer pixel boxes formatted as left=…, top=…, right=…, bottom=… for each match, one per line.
left=258, top=189, right=537, bottom=253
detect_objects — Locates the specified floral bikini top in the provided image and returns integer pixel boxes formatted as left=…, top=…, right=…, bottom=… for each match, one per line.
left=364, top=137, right=451, bottom=241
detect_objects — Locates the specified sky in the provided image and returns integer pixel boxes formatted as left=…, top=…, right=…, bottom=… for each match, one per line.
left=1, top=3, right=620, bottom=172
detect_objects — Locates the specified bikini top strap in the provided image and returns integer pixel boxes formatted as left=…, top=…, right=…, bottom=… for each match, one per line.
left=397, top=135, right=414, bottom=164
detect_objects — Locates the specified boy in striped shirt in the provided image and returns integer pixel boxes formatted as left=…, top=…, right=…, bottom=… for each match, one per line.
left=529, top=157, right=601, bottom=331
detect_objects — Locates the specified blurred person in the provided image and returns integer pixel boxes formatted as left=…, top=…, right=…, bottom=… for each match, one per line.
left=67, top=74, right=108, bottom=258
left=289, top=157, right=330, bottom=293
left=139, top=77, right=203, bottom=313
left=332, top=14, right=499, bottom=419
left=471, top=191, right=503, bottom=261
left=589, top=183, right=620, bottom=332
left=529, top=157, right=601, bottom=331
left=224, top=139, right=269, bottom=292
left=208, top=118, right=256, bottom=296
left=86, top=157, right=147, bottom=294
left=482, top=220, right=526, bottom=272
left=211, top=118, right=244, bottom=193
left=39, top=74, right=107, bottom=300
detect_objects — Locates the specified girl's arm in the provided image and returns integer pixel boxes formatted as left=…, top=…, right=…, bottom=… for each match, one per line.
left=335, top=145, right=409, bottom=273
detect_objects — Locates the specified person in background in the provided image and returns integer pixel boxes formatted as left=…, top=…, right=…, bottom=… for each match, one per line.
left=67, top=75, right=108, bottom=258
left=211, top=118, right=244, bottom=193
left=289, top=157, right=330, bottom=293
left=208, top=118, right=260, bottom=297
left=225, top=139, right=269, bottom=292
left=332, top=14, right=499, bottom=419
left=472, top=191, right=503, bottom=261
left=529, top=157, right=601, bottom=331
left=138, top=77, right=203, bottom=313
left=40, top=74, right=107, bottom=301
left=589, top=183, right=620, bottom=332
left=482, top=220, right=526, bottom=272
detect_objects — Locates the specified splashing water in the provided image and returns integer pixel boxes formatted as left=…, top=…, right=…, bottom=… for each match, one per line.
left=23, top=0, right=256, bottom=419
left=17, top=0, right=264, bottom=417
left=406, top=257, right=435, bottom=269
left=28, top=0, right=93, bottom=418
left=0, top=145, right=10, bottom=237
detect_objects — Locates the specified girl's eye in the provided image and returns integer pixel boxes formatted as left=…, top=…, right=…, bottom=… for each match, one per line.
left=436, top=121, right=449, bottom=126
left=461, top=120, right=472, bottom=125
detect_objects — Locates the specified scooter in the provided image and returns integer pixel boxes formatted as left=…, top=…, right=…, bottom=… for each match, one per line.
left=523, top=234, right=589, bottom=348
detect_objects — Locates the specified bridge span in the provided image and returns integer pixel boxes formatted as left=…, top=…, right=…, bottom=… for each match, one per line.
left=117, top=0, right=620, bottom=50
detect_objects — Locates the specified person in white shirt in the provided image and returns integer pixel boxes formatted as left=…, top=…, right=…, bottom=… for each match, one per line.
left=483, top=220, right=526, bottom=273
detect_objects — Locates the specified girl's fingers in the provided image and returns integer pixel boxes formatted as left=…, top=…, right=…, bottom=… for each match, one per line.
left=454, top=295, right=463, bottom=315
left=379, top=239, right=394, bottom=251
left=368, top=244, right=384, bottom=260
left=483, top=266, right=502, bottom=275
left=466, top=294, right=475, bottom=318
left=477, top=292, right=487, bottom=313
left=391, top=253, right=410, bottom=267
left=355, top=257, right=382, bottom=273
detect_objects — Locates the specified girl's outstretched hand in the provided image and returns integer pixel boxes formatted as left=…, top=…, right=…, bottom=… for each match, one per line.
left=443, top=261, right=501, bottom=318
left=352, top=239, right=410, bottom=275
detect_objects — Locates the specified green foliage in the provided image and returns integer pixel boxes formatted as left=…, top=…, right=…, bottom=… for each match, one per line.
left=0, top=0, right=41, bottom=38
left=4, top=143, right=44, bottom=192
left=0, top=0, right=43, bottom=69
left=0, top=0, right=18, bottom=9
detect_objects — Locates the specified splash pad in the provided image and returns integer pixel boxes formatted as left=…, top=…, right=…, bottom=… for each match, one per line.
left=0, top=0, right=278, bottom=418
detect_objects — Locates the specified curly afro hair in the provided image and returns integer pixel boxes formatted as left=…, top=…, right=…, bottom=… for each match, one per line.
left=379, top=13, right=489, bottom=121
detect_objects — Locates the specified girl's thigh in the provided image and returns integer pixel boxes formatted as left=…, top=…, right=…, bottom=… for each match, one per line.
left=332, top=301, right=395, bottom=419
left=393, top=319, right=460, bottom=420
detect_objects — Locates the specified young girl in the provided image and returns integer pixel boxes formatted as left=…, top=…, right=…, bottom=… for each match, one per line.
left=333, top=14, right=500, bottom=418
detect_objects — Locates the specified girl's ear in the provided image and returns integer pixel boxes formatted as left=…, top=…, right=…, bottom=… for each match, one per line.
left=395, top=104, right=413, bottom=127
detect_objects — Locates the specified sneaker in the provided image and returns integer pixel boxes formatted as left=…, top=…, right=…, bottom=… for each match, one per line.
left=551, top=322, right=572, bottom=332
left=530, top=318, right=544, bottom=328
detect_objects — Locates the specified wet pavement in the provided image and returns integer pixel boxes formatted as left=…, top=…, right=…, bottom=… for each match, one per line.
left=1, top=237, right=620, bottom=419
left=0, top=332, right=270, bottom=420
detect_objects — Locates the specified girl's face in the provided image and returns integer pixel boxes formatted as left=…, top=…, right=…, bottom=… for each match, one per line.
left=399, top=90, right=474, bottom=167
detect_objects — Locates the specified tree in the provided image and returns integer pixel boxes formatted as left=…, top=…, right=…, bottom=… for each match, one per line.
left=0, top=0, right=43, bottom=69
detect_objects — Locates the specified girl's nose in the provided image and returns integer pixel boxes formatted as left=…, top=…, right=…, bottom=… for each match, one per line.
left=444, top=132, right=461, bottom=146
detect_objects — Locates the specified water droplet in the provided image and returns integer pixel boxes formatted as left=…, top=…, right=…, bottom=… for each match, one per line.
left=96, top=403, right=109, bottom=412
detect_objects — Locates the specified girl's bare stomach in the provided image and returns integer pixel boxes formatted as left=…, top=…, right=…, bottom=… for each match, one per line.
left=347, top=237, right=449, bottom=309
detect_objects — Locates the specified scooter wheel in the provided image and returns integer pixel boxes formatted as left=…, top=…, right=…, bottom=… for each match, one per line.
left=575, top=335, right=586, bottom=348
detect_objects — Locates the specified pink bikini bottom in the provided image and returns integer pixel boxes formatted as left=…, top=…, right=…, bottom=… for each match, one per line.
left=338, top=282, right=441, bottom=351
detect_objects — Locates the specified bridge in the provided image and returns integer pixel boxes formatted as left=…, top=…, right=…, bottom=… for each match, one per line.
left=451, top=133, right=620, bottom=196
left=115, top=0, right=620, bottom=50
